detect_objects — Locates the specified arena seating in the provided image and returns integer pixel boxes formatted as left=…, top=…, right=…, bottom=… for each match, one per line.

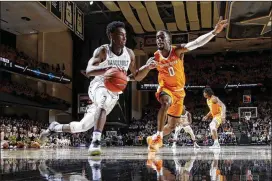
left=0, top=44, right=66, bottom=75
left=0, top=80, right=70, bottom=107
left=141, top=50, right=272, bottom=86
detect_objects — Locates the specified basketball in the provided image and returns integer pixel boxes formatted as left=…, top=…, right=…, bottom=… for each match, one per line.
left=17, top=141, right=25, bottom=148
left=2, top=142, right=9, bottom=149
left=104, top=68, right=128, bottom=92
left=31, top=141, right=41, bottom=149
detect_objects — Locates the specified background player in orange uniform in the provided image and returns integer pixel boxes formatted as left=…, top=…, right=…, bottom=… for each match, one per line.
left=202, top=88, right=226, bottom=149
left=146, top=17, right=228, bottom=152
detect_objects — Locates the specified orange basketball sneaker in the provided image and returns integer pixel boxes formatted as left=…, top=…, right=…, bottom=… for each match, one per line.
left=147, top=135, right=163, bottom=152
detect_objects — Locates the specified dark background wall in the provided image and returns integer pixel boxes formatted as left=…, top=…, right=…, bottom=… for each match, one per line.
left=0, top=29, right=16, bottom=48
left=72, top=23, right=135, bottom=123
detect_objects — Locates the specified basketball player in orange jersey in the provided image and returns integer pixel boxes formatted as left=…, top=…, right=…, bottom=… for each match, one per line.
left=145, top=17, right=228, bottom=152
left=202, top=88, right=226, bottom=149
left=40, top=21, right=155, bottom=156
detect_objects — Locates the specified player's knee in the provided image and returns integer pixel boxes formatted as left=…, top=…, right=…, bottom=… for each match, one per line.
left=161, top=101, right=170, bottom=111
left=160, top=95, right=171, bottom=109
left=209, top=122, right=216, bottom=131
left=81, top=122, right=90, bottom=132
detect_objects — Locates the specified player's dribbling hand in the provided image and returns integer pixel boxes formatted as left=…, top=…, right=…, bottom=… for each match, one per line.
left=146, top=57, right=157, bottom=69
left=111, top=65, right=126, bottom=74
left=213, top=16, right=228, bottom=34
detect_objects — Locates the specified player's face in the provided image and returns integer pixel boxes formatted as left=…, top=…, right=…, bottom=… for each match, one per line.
left=156, top=31, right=170, bottom=50
left=203, top=92, right=210, bottom=99
left=111, top=27, right=127, bottom=48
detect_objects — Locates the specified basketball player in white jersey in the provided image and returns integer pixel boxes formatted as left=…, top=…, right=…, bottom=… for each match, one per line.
left=172, top=106, right=200, bottom=148
left=40, top=21, right=155, bottom=155
left=174, top=155, right=196, bottom=181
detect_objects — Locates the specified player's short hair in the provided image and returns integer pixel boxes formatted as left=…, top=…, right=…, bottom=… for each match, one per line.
left=106, top=21, right=125, bottom=40
left=203, top=88, right=214, bottom=96
left=158, top=29, right=172, bottom=40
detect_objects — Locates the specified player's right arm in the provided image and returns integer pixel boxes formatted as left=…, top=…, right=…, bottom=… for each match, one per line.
left=86, top=46, right=117, bottom=77
left=174, top=17, right=228, bottom=58
left=202, top=112, right=212, bottom=121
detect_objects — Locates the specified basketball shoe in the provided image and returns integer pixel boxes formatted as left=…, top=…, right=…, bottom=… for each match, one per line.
left=39, top=121, right=60, bottom=143
left=147, top=135, right=163, bottom=152
left=88, top=140, right=102, bottom=156
left=209, top=141, right=220, bottom=149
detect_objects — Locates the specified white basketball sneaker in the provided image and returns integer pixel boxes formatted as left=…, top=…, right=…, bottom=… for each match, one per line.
left=193, top=142, right=201, bottom=148
left=209, top=142, right=221, bottom=149
left=88, top=140, right=102, bottom=156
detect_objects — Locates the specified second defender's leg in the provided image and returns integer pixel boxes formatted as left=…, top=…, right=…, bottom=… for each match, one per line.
left=183, top=125, right=200, bottom=148
left=172, top=125, right=182, bottom=148
left=209, top=118, right=221, bottom=149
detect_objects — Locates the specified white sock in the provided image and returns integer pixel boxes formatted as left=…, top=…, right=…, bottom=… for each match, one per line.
left=152, top=131, right=163, bottom=140
left=93, top=131, right=101, bottom=141
left=53, top=125, right=63, bottom=132
left=214, top=139, right=219, bottom=144
left=157, top=131, right=163, bottom=137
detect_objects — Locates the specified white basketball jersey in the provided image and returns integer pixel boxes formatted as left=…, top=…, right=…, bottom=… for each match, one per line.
left=92, top=44, right=131, bottom=83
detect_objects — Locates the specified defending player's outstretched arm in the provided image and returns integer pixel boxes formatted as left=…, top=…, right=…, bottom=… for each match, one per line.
left=127, top=48, right=156, bottom=81
left=175, top=17, right=228, bottom=57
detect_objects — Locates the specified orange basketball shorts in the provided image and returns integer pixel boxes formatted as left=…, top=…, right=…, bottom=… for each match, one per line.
left=155, top=87, right=186, bottom=117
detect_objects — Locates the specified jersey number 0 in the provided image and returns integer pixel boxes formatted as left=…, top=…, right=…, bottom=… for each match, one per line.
left=168, top=67, right=175, bottom=76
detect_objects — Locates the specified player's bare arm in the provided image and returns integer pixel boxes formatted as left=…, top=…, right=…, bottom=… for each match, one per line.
left=127, top=48, right=156, bottom=81
left=203, top=112, right=212, bottom=121
left=175, top=17, right=228, bottom=58
left=85, top=46, right=110, bottom=77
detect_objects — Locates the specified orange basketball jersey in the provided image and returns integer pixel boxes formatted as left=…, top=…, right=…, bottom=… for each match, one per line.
left=154, top=46, right=185, bottom=91
left=207, top=97, right=222, bottom=117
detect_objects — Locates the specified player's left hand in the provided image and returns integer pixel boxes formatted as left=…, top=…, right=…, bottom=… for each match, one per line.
left=213, top=16, right=228, bottom=34
left=146, top=57, right=157, bottom=69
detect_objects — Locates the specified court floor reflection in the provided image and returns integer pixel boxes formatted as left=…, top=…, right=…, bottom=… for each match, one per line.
left=0, top=146, right=271, bottom=181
